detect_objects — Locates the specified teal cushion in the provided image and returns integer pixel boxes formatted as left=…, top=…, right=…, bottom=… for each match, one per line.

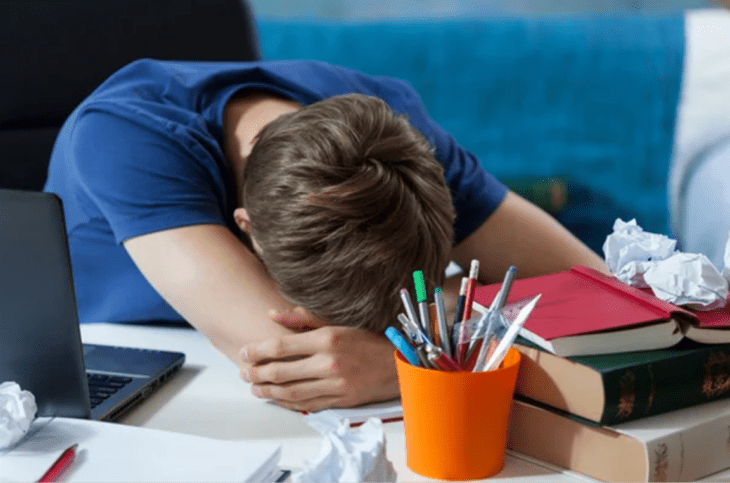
left=257, top=15, right=685, bottom=238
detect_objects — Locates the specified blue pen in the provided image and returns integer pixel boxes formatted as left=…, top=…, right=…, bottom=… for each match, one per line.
left=385, top=326, right=420, bottom=366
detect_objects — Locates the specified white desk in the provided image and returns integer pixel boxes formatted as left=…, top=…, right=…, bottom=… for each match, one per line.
left=79, top=323, right=730, bottom=482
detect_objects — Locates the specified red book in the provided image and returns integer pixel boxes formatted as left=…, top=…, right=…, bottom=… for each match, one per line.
left=474, top=265, right=730, bottom=357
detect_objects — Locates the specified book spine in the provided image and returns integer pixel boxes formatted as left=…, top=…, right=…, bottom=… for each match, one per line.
left=634, top=403, right=730, bottom=481
left=600, top=345, right=730, bottom=425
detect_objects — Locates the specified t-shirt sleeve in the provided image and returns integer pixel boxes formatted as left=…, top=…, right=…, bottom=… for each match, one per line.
left=373, top=78, right=509, bottom=245
left=68, top=109, right=229, bottom=244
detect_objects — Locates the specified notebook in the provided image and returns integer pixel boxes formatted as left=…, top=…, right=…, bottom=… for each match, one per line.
left=0, top=189, right=185, bottom=421
left=0, top=417, right=284, bottom=483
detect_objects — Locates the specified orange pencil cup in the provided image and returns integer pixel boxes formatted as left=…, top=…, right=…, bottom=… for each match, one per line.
left=395, top=348, right=521, bottom=480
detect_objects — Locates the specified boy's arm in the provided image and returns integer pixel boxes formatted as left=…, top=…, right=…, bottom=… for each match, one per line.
left=123, top=223, right=298, bottom=358
left=123, top=223, right=399, bottom=411
left=449, top=191, right=610, bottom=283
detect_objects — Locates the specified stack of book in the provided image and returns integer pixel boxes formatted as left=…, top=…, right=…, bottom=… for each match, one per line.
left=474, top=266, right=730, bottom=482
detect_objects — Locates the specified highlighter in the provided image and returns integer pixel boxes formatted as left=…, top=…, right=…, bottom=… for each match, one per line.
left=385, top=326, right=420, bottom=367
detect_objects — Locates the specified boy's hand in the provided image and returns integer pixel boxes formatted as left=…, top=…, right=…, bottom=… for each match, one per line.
left=237, top=310, right=399, bottom=412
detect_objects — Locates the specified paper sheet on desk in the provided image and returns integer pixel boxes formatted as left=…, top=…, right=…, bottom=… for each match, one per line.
left=0, top=417, right=281, bottom=483
left=308, top=399, right=403, bottom=428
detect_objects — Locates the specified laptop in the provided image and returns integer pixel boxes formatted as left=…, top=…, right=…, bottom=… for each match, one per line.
left=0, top=189, right=185, bottom=421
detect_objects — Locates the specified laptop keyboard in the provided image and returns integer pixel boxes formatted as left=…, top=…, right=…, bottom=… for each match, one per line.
left=87, top=373, right=133, bottom=408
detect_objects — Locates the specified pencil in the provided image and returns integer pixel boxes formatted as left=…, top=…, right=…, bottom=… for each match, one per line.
left=456, top=260, right=479, bottom=364
left=38, top=443, right=78, bottom=483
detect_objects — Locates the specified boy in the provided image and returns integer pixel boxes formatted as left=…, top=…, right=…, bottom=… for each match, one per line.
left=45, top=59, right=607, bottom=411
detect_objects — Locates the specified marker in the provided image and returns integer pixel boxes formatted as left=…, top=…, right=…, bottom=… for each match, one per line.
left=456, top=260, right=480, bottom=364
left=413, top=270, right=432, bottom=340
left=385, top=326, right=420, bottom=366
left=399, top=288, right=422, bottom=343
left=478, top=294, right=541, bottom=372
left=433, top=287, right=452, bottom=358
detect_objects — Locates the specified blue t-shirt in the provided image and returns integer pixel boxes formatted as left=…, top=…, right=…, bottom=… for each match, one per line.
left=45, top=59, right=507, bottom=324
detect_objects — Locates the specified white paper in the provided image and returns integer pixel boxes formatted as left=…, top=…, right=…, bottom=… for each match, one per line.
left=643, top=252, right=729, bottom=310
left=602, top=218, right=677, bottom=287
left=0, top=417, right=281, bottom=482
left=307, top=399, right=402, bottom=428
left=292, top=416, right=397, bottom=483
left=0, top=382, right=36, bottom=450
left=603, top=218, right=728, bottom=309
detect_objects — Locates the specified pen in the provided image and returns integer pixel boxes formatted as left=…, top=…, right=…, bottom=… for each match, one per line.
left=413, top=271, right=432, bottom=340
left=398, top=312, right=434, bottom=347
left=453, top=276, right=468, bottom=331
left=415, top=344, right=435, bottom=369
left=385, top=326, right=420, bottom=366
left=423, top=343, right=462, bottom=372
left=467, top=265, right=517, bottom=356
left=488, top=265, right=517, bottom=313
left=479, top=294, right=541, bottom=372
left=399, top=288, right=423, bottom=343
left=38, top=443, right=78, bottom=483
left=456, top=260, right=479, bottom=364
left=433, top=287, right=452, bottom=358
left=397, top=313, right=419, bottom=344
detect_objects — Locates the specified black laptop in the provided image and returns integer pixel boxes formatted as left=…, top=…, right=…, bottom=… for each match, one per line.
left=0, top=189, right=185, bottom=421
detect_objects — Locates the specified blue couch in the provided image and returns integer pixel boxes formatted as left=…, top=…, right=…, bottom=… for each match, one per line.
left=256, top=14, right=685, bottom=254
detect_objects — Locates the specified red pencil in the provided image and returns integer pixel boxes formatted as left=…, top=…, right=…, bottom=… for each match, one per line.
left=456, top=259, right=479, bottom=365
left=38, top=444, right=78, bottom=482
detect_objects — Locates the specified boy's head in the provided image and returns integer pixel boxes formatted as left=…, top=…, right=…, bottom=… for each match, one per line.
left=238, top=93, right=455, bottom=333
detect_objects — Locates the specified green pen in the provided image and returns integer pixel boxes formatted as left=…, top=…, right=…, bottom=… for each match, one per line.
left=413, top=270, right=432, bottom=340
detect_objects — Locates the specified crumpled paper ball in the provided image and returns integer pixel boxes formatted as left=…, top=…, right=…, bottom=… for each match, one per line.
left=644, top=252, right=729, bottom=311
left=292, top=415, right=397, bottom=483
left=0, top=381, right=37, bottom=449
left=603, top=218, right=677, bottom=287
left=603, top=218, right=728, bottom=310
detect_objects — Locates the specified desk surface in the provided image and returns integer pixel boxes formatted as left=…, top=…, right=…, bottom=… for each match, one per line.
left=79, top=323, right=730, bottom=482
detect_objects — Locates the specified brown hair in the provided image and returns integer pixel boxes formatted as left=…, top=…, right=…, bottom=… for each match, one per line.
left=241, top=93, right=455, bottom=333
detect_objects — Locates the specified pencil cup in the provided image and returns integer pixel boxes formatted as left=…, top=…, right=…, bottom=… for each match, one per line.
left=395, top=348, right=521, bottom=480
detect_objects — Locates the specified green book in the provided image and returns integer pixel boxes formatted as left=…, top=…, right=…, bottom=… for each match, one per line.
left=514, top=337, right=730, bottom=426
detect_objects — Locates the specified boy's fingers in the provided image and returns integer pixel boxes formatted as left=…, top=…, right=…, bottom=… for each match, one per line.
left=240, top=329, right=332, bottom=363
left=245, top=353, right=336, bottom=384
left=252, top=377, right=347, bottom=406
